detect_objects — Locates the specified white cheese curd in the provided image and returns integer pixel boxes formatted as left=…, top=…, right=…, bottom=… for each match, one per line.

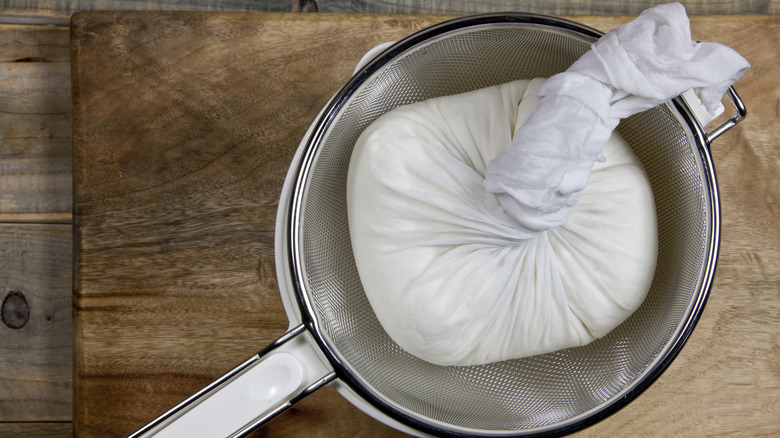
left=347, top=78, right=657, bottom=366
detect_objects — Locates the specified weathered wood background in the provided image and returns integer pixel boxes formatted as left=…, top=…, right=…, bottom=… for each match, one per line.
left=0, top=0, right=778, bottom=437
left=2, top=0, right=778, bottom=24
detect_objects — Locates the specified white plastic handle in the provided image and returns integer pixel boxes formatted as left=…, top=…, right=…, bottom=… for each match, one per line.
left=128, top=325, right=336, bottom=438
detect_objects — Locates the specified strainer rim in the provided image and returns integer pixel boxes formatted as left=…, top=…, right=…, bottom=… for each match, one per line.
left=285, top=12, right=719, bottom=437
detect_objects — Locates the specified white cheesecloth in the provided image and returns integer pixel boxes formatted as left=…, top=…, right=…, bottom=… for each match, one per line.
left=483, top=2, right=750, bottom=233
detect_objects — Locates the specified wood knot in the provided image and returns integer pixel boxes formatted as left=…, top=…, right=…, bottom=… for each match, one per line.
left=294, top=0, right=319, bottom=12
left=2, top=290, right=30, bottom=329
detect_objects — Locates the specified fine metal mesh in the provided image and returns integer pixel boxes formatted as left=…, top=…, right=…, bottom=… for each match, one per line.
left=294, top=21, right=712, bottom=435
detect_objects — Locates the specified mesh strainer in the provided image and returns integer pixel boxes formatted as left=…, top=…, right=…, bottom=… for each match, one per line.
left=131, top=13, right=746, bottom=438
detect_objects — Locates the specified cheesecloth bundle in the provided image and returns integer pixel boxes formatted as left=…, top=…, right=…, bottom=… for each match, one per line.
left=347, top=2, right=748, bottom=367
left=348, top=78, right=659, bottom=366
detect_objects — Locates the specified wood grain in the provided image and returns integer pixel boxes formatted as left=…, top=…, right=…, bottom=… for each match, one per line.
left=0, top=23, right=74, bottom=436
left=323, top=0, right=778, bottom=15
left=0, top=23, right=71, bottom=62
left=0, top=25, right=72, bottom=223
left=0, top=224, right=73, bottom=422
left=1, top=0, right=776, bottom=24
left=70, top=11, right=779, bottom=438
left=0, top=422, right=73, bottom=437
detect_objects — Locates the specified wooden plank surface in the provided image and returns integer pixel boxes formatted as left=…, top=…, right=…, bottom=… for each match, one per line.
left=0, top=422, right=73, bottom=437
left=0, top=24, right=72, bottom=224
left=0, top=23, right=74, bottom=436
left=0, top=224, right=73, bottom=421
left=70, top=11, right=778, bottom=438
left=1, top=0, right=777, bottom=24
left=0, top=23, right=71, bottom=62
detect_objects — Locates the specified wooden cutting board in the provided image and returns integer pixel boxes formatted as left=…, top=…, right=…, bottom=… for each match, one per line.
left=71, top=11, right=780, bottom=438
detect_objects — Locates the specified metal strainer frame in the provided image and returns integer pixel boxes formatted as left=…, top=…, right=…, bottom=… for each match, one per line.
left=130, top=13, right=745, bottom=438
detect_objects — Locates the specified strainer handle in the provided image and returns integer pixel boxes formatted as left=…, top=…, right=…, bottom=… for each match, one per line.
left=126, top=324, right=336, bottom=438
left=705, top=86, right=746, bottom=144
